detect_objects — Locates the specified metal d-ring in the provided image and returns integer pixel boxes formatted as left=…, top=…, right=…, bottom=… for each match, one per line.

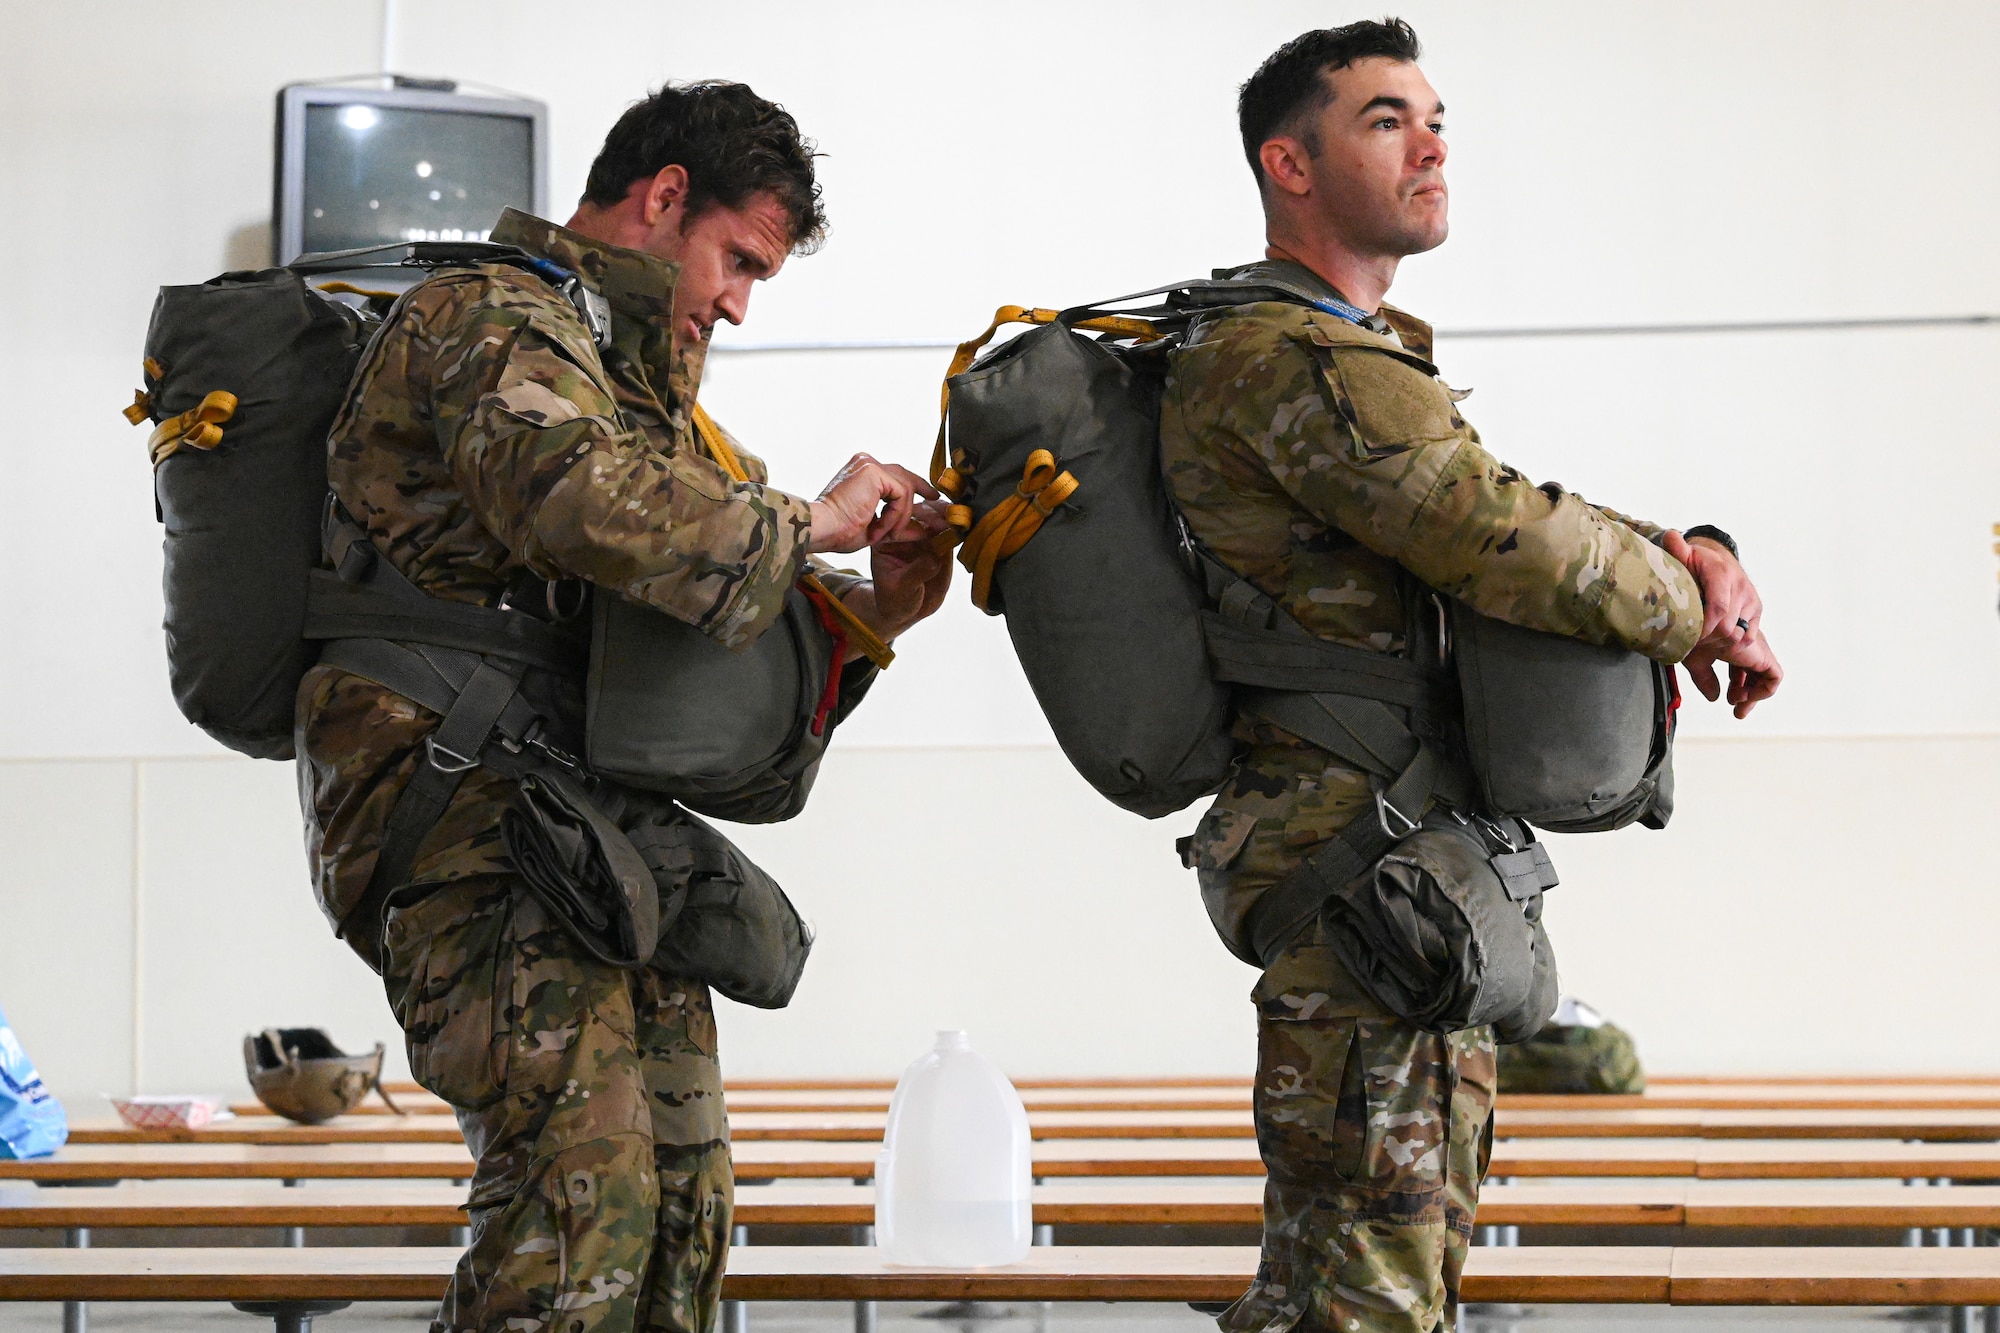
left=1375, top=786, right=1420, bottom=839
left=1477, top=815, right=1521, bottom=853
left=425, top=735, right=481, bottom=774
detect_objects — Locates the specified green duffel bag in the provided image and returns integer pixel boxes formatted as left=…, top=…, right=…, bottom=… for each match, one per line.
left=1497, top=999, right=1646, bottom=1093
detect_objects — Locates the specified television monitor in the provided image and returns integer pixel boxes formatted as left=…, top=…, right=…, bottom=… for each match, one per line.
left=274, top=81, right=549, bottom=265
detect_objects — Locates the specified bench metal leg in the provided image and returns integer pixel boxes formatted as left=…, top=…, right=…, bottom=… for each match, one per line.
left=851, top=1225, right=877, bottom=1333
left=721, top=1223, right=750, bottom=1333
left=281, top=1177, right=306, bottom=1247
left=232, top=1300, right=352, bottom=1333
left=62, top=1227, right=89, bottom=1333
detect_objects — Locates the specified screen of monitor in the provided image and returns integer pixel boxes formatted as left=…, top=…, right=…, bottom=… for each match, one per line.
left=297, top=101, right=535, bottom=254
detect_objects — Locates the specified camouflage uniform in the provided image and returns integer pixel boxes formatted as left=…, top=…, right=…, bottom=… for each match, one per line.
left=1160, top=260, right=1704, bottom=1332
left=297, top=209, right=852, bottom=1333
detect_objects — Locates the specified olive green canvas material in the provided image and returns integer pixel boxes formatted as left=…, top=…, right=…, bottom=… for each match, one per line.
left=586, top=585, right=857, bottom=817
left=946, top=318, right=1235, bottom=818
left=139, top=268, right=380, bottom=758
left=1315, top=818, right=1559, bottom=1043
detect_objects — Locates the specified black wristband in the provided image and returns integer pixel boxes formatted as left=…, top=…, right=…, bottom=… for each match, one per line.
left=1683, top=524, right=1739, bottom=559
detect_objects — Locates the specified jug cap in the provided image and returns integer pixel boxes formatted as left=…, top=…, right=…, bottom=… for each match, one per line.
left=934, top=1029, right=971, bottom=1051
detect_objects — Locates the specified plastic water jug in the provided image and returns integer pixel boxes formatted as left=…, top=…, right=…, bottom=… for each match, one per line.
left=875, top=1030, right=1032, bottom=1266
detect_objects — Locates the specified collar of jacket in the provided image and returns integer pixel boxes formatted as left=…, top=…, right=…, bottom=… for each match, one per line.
left=488, top=207, right=685, bottom=395
left=1223, top=257, right=1436, bottom=363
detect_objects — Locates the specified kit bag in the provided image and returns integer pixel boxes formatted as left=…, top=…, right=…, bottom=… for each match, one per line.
left=129, top=241, right=560, bottom=760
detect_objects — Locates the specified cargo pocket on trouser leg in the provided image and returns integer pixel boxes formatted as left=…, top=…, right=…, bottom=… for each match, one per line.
left=1223, top=1006, right=1362, bottom=1333
left=435, top=1131, right=660, bottom=1333
left=1436, top=1026, right=1498, bottom=1333
left=1235, top=1013, right=1461, bottom=1333
left=1320, top=1019, right=1461, bottom=1333
left=636, top=1140, right=733, bottom=1333
left=380, top=878, right=514, bottom=1112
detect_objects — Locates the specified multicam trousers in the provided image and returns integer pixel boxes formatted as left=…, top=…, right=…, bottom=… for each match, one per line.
left=380, top=873, right=732, bottom=1333
left=1222, top=920, right=1497, bottom=1333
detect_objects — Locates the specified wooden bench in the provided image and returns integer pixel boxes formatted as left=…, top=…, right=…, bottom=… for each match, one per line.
left=306, top=1076, right=2000, bottom=1118
left=23, top=1138, right=2000, bottom=1186
left=8, top=1179, right=2000, bottom=1233
left=98, top=1105, right=2000, bottom=1147
left=4, top=1243, right=2000, bottom=1331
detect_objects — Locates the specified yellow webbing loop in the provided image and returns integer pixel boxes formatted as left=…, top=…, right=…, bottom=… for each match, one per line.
left=689, top=403, right=896, bottom=670
left=124, top=359, right=168, bottom=425
left=146, top=390, right=238, bottom=466
left=315, top=281, right=401, bottom=301
left=958, top=448, right=1079, bottom=612
left=926, top=304, right=1157, bottom=579
left=924, top=303, right=1153, bottom=604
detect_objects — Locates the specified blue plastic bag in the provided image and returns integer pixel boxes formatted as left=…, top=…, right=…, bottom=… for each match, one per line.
left=0, top=1002, right=67, bottom=1158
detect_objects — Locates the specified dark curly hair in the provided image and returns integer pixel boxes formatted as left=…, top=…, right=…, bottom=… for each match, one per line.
left=582, top=80, right=827, bottom=253
left=1238, top=19, right=1423, bottom=182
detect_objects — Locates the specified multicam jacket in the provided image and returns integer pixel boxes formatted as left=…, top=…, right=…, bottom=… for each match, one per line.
left=297, top=209, right=844, bottom=949
left=1160, top=259, right=1705, bottom=961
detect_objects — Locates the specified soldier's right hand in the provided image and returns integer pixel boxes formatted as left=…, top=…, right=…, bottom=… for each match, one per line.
left=1684, top=626, right=1784, bottom=719
left=808, top=453, right=940, bottom=554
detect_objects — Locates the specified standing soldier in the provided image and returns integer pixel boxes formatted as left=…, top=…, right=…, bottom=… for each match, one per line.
left=296, top=82, right=950, bottom=1333
left=1162, top=21, right=1781, bottom=1332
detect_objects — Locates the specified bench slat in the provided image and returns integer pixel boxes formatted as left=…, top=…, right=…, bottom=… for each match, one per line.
left=1669, top=1247, right=2000, bottom=1305
left=0, top=1245, right=1673, bottom=1305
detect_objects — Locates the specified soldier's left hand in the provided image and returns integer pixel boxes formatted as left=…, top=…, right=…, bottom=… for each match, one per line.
left=1663, top=530, right=1782, bottom=718
left=1663, top=530, right=1762, bottom=651
left=853, top=499, right=954, bottom=641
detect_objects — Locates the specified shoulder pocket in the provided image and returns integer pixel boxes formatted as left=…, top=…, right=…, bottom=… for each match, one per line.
left=1304, top=339, right=1461, bottom=455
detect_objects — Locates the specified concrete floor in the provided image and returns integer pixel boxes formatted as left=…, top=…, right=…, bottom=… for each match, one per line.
left=0, top=1301, right=1955, bottom=1332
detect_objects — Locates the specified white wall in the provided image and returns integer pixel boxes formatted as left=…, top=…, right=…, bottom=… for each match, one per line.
left=3, top=0, right=1999, bottom=1106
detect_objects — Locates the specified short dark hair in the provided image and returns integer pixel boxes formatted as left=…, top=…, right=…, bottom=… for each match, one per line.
left=1237, top=19, right=1423, bottom=181
left=582, top=80, right=827, bottom=253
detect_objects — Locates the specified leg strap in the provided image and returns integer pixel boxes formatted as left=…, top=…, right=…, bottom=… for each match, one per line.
left=1241, top=744, right=1440, bottom=967
left=318, top=637, right=533, bottom=958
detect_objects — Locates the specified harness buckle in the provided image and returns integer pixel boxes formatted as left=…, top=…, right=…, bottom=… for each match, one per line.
left=425, top=735, right=481, bottom=774
left=531, top=734, right=580, bottom=771
left=1477, top=815, right=1522, bottom=853
left=1374, top=786, right=1420, bottom=839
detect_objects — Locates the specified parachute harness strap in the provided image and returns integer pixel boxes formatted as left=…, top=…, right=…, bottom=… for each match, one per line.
left=144, top=389, right=238, bottom=466
left=689, top=403, right=896, bottom=670
left=929, top=304, right=1158, bottom=610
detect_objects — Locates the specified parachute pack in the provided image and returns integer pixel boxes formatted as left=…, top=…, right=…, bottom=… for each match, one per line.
left=931, top=269, right=1677, bottom=832
left=126, top=242, right=856, bottom=993
left=931, top=269, right=1683, bottom=1035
